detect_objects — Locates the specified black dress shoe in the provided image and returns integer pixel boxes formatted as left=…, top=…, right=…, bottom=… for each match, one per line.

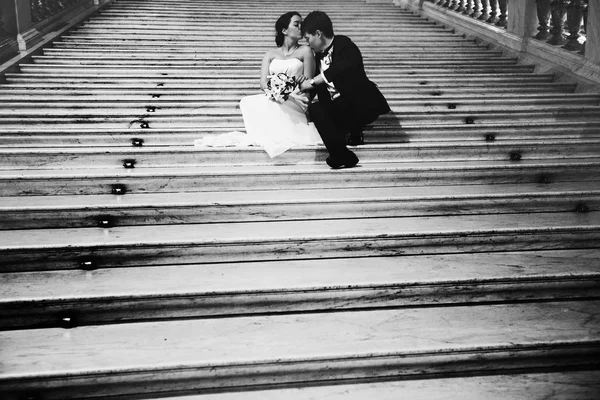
left=347, top=130, right=364, bottom=146
left=326, top=152, right=359, bottom=169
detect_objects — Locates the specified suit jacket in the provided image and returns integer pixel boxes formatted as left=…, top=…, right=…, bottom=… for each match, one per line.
left=315, top=35, right=390, bottom=125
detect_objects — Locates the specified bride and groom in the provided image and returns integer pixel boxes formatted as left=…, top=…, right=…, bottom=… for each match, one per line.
left=240, top=10, right=390, bottom=168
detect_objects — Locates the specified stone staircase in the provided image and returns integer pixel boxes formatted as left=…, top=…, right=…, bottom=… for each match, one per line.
left=1, top=0, right=600, bottom=398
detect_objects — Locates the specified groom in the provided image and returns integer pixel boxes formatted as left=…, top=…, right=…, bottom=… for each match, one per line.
left=299, top=11, right=390, bottom=169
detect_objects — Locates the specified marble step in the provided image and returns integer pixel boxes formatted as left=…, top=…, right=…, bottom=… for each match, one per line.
left=2, top=97, right=597, bottom=116
left=0, top=301, right=599, bottom=399
left=3, top=101, right=596, bottom=117
left=30, top=53, right=509, bottom=63
left=1, top=82, right=575, bottom=94
left=0, top=85, right=578, bottom=98
left=61, top=29, right=461, bottom=38
left=89, top=15, right=428, bottom=24
left=2, top=140, right=600, bottom=169
left=14, top=65, right=538, bottom=77
left=0, top=98, right=595, bottom=114
left=2, top=69, right=553, bottom=78
left=0, top=74, right=561, bottom=86
left=0, top=109, right=597, bottom=129
left=28, top=56, right=519, bottom=66
left=1, top=211, right=598, bottom=271
left=7, top=92, right=592, bottom=105
left=96, top=5, right=416, bottom=12
left=48, top=42, right=486, bottom=50
left=0, top=183, right=596, bottom=229
left=41, top=47, right=500, bottom=56
left=134, top=371, right=600, bottom=400
left=68, top=28, right=455, bottom=38
left=2, top=122, right=599, bottom=146
left=2, top=249, right=599, bottom=329
left=56, top=38, right=476, bottom=47
left=1, top=159, right=598, bottom=197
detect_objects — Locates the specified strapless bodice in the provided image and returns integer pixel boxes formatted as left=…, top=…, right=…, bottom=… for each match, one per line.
left=269, top=58, right=304, bottom=79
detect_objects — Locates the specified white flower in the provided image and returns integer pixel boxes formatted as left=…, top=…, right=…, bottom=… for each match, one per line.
left=264, top=73, right=297, bottom=103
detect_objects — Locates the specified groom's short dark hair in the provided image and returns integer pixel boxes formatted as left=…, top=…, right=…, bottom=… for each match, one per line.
left=302, top=11, right=334, bottom=38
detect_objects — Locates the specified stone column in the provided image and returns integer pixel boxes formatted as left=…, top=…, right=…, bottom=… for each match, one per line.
left=586, top=0, right=599, bottom=62
left=507, top=0, right=539, bottom=38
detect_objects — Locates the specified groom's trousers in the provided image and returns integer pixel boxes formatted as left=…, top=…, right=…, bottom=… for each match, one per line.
left=308, top=96, right=361, bottom=161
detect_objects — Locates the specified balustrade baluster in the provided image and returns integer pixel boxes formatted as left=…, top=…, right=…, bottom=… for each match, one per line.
left=463, top=0, right=475, bottom=15
left=487, top=0, right=500, bottom=23
left=534, top=0, right=552, bottom=40
left=547, top=0, right=568, bottom=45
left=562, top=0, right=586, bottom=51
left=436, top=0, right=447, bottom=6
left=478, top=0, right=491, bottom=20
left=495, top=0, right=508, bottom=27
left=580, top=0, right=588, bottom=54
left=449, top=0, right=462, bottom=11
left=470, top=0, right=483, bottom=17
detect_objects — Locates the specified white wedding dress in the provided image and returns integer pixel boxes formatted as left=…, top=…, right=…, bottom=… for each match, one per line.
left=239, top=58, right=323, bottom=158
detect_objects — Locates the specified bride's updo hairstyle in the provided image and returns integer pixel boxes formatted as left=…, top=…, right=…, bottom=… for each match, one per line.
left=275, top=11, right=301, bottom=47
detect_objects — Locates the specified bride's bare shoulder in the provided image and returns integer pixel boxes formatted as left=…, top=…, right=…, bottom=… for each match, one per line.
left=298, top=45, right=313, bottom=54
left=262, top=49, right=280, bottom=62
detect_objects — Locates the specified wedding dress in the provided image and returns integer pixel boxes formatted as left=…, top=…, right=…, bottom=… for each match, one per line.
left=239, top=58, right=323, bottom=158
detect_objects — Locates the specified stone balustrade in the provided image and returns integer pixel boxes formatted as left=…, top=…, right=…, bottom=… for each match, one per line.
left=30, top=0, right=86, bottom=23
left=433, top=0, right=590, bottom=54
left=394, top=0, right=599, bottom=85
left=0, top=0, right=104, bottom=62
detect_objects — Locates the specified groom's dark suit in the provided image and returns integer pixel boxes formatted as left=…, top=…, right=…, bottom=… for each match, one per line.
left=309, top=35, right=390, bottom=163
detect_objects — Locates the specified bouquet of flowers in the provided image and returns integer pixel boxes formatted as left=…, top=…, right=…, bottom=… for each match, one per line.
left=264, top=73, right=297, bottom=103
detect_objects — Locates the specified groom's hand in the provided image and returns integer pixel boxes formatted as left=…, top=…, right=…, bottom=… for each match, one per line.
left=299, top=77, right=313, bottom=93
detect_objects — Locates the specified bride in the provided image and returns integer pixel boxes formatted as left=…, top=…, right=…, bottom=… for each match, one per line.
left=239, top=11, right=323, bottom=158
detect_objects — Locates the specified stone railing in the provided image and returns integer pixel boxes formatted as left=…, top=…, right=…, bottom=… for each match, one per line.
left=0, top=0, right=106, bottom=63
left=434, top=0, right=510, bottom=27
left=432, top=0, right=590, bottom=54
left=30, top=0, right=88, bottom=23
left=393, top=0, right=600, bottom=85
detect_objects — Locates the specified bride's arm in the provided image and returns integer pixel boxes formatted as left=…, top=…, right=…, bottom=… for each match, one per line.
left=300, top=46, right=316, bottom=79
left=260, top=51, right=274, bottom=90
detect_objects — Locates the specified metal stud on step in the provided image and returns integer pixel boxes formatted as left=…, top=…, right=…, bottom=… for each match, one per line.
left=140, top=122, right=150, bottom=129
left=447, top=104, right=457, bottom=109
left=111, top=184, right=126, bottom=195
left=146, top=106, right=156, bottom=113
left=485, top=134, right=496, bottom=141
left=132, top=138, right=144, bottom=147
left=509, top=152, right=522, bottom=161
left=465, top=117, right=475, bottom=124
left=123, top=159, right=136, bottom=169
left=575, top=203, right=590, bottom=213
left=79, top=258, right=96, bottom=270
left=57, top=312, right=78, bottom=329
left=152, top=94, right=161, bottom=98
left=97, top=216, right=115, bottom=228
left=539, top=175, right=551, bottom=184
